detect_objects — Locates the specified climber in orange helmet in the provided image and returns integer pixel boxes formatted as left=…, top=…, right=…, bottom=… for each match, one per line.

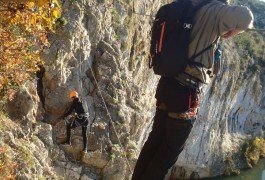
left=60, top=91, right=90, bottom=153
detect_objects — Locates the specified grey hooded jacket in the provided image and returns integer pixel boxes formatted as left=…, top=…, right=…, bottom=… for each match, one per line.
left=183, top=0, right=253, bottom=84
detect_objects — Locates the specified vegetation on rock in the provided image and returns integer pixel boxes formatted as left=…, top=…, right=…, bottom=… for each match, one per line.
left=0, top=0, right=61, bottom=107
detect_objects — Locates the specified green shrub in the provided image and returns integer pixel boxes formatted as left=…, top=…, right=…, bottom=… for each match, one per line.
left=244, top=137, right=265, bottom=166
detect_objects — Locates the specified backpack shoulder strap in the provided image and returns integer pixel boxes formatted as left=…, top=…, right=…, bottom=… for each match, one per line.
left=186, top=0, right=220, bottom=66
left=189, top=37, right=220, bottom=67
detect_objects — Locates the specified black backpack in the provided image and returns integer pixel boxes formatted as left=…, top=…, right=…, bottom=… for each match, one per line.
left=149, top=0, right=217, bottom=76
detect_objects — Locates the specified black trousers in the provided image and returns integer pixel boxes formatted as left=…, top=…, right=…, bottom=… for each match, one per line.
left=132, top=77, right=198, bottom=180
left=66, top=117, right=89, bottom=150
left=132, top=109, right=193, bottom=180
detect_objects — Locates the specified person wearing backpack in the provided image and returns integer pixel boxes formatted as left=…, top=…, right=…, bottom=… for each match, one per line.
left=60, top=91, right=90, bottom=153
left=132, top=0, right=254, bottom=179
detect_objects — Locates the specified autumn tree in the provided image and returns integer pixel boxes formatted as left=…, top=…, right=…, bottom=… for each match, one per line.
left=0, top=0, right=61, bottom=105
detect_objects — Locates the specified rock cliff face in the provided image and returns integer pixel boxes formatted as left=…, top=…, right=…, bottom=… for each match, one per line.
left=36, top=0, right=164, bottom=179
left=2, top=0, right=265, bottom=179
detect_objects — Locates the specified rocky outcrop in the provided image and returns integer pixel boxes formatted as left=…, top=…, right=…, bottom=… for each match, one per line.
left=3, top=0, right=265, bottom=179
left=1, top=83, right=57, bottom=179
left=38, top=0, right=164, bottom=179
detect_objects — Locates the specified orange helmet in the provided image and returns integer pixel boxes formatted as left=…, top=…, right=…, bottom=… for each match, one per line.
left=69, top=91, right=78, bottom=99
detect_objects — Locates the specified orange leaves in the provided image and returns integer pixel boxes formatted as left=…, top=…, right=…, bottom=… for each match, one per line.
left=35, top=0, right=47, bottom=7
left=0, top=0, right=61, bottom=102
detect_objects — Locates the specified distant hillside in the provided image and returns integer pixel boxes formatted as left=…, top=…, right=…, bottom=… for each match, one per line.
left=236, top=0, right=265, bottom=29
left=232, top=0, right=265, bottom=69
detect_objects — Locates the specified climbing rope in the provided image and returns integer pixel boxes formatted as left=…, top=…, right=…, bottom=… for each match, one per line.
left=132, top=11, right=155, bottom=18
left=75, top=7, right=134, bottom=175
left=87, top=57, right=134, bottom=175
left=246, top=28, right=265, bottom=33
left=131, top=2, right=265, bottom=33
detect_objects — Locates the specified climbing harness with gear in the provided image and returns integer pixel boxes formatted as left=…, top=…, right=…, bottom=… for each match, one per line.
left=63, top=113, right=89, bottom=127
left=76, top=112, right=89, bottom=119
left=168, top=93, right=199, bottom=121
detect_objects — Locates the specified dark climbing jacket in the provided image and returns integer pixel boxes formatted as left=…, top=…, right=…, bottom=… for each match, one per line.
left=62, top=97, right=89, bottom=126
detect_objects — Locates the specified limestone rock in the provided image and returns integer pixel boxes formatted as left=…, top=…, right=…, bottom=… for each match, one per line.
left=82, top=150, right=109, bottom=168
left=3, top=0, right=265, bottom=180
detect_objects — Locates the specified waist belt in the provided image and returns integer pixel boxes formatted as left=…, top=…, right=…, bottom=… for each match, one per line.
left=76, top=113, right=89, bottom=119
left=174, top=73, right=201, bottom=90
left=168, top=112, right=197, bottom=121
left=157, top=103, right=197, bottom=121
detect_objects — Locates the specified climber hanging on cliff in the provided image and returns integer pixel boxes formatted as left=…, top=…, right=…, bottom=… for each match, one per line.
left=59, top=91, right=90, bottom=153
